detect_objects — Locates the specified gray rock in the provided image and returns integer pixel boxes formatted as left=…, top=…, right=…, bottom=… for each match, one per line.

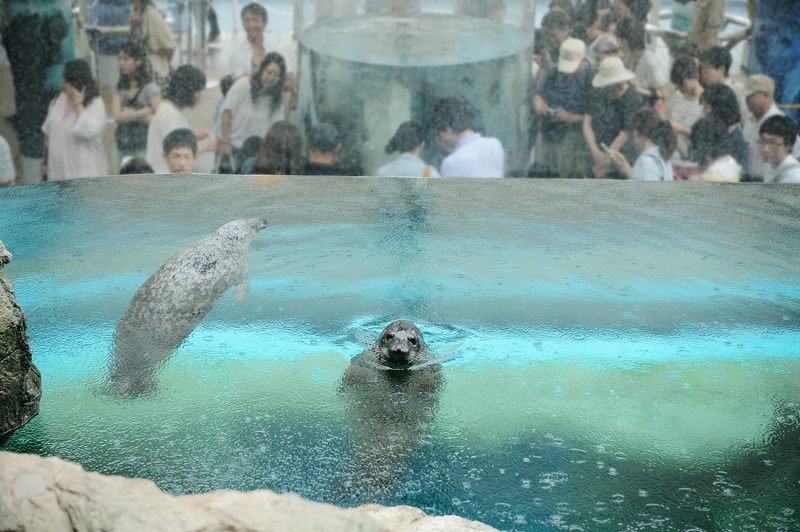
left=0, top=241, right=41, bottom=445
left=0, top=452, right=498, bottom=531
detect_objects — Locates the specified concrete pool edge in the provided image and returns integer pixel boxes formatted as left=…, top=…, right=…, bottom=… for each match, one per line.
left=0, top=452, right=497, bottom=532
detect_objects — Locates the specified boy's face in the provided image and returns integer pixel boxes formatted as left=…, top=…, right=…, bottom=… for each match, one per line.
left=758, top=133, right=790, bottom=167
left=700, top=62, right=725, bottom=86
left=164, top=147, right=197, bottom=174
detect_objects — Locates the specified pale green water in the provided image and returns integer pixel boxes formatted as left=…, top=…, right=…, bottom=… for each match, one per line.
left=1, top=175, right=799, bottom=530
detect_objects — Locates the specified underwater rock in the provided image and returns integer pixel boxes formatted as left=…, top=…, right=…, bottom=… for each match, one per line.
left=0, top=241, right=42, bottom=446
left=0, top=452, right=497, bottom=531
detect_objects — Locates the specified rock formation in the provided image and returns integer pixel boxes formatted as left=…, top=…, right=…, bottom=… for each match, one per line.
left=0, top=240, right=42, bottom=445
left=0, top=452, right=497, bottom=531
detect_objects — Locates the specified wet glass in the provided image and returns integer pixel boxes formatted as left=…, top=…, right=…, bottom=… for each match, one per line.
left=1, top=176, right=799, bottom=531
left=294, top=0, right=535, bottom=176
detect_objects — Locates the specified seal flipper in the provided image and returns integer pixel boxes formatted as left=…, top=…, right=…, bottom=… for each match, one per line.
left=234, top=262, right=249, bottom=303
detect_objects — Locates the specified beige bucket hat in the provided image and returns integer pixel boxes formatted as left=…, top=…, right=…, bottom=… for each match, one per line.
left=592, top=56, right=636, bottom=88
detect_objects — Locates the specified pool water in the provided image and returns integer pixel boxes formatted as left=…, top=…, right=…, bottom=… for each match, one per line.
left=1, top=176, right=799, bottom=531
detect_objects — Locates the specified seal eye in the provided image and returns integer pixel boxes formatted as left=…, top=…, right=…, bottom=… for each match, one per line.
left=384, top=332, right=395, bottom=341
left=408, top=337, right=418, bottom=346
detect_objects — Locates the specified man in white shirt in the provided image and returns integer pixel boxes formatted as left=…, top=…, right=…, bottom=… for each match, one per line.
left=228, top=3, right=297, bottom=89
left=759, top=115, right=800, bottom=184
left=742, top=74, right=783, bottom=182
left=430, top=97, right=504, bottom=178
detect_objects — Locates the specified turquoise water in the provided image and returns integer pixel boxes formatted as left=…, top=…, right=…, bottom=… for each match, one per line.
left=1, top=176, right=799, bottom=530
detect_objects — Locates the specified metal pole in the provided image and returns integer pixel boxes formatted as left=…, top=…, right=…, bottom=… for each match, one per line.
left=232, top=0, right=238, bottom=37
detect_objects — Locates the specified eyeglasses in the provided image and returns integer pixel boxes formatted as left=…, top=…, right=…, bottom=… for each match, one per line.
left=757, top=138, right=785, bottom=148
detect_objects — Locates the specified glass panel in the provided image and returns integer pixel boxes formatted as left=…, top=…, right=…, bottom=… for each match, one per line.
left=295, top=0, right=535, bottom=175
left=2, top=176, right=799, bottom=530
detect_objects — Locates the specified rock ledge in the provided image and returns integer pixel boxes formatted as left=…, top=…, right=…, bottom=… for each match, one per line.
left=0, top=240, right=42, bottom=444
left=0, top=452, right=497, bottom=531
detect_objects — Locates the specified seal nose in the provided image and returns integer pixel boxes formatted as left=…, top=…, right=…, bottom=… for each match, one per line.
left=387, top=341, right=411, bottom=362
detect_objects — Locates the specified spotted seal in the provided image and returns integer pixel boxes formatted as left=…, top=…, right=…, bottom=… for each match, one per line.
left=339, top=320, right=450, bottom=500
left=109, top=218, right=268, bottom=396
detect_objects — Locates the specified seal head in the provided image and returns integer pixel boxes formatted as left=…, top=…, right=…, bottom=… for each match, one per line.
left=217, top=218, right=269, bottom=242
left=375, top=320, right=426, bottom=369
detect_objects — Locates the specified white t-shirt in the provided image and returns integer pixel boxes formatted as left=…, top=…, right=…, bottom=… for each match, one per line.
left=376, top=153, right=440, bottom=177
left=228, top=32, right=297, bottom=79
left=635, top=49, right=668, bottom=90
left=42, top=93, right=108, bottom=181
left=764, top=154, right=800, bottom=184
left=742, top=103, right=783, bottom=180
left=667, top=90, right=704, bottom=172
left=700, top=155, right=741, bottom=183
left=632, top=145, right=674, bottom=181
left=145, top=100, right=190, bottom=174
left=441, top=133, right=504, bottom=178
left=221, top=76, right=288, bottom=149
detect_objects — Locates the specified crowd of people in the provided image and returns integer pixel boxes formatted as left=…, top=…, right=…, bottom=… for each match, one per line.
left=530, top=0, right=799, bottom=183
left=0, top=0, right=798, bottom=185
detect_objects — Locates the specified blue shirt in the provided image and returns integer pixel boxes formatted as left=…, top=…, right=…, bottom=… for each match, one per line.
left=90, top=0, right=132, bottom=54
left=376, top=153, right=439, bottom=177
left=441, top=133, right=504, bottom=178
left=537, top=64, right=593, bottom=115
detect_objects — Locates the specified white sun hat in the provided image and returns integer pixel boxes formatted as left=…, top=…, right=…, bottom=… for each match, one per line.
left=592, top=56, right=636, bottom=88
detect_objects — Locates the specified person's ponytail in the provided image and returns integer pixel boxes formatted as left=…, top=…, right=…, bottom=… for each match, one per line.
left=655, top=119, right=676, bottom=161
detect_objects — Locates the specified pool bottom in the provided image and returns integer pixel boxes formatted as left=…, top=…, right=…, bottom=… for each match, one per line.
left=5, top=343, right=799, bottom=531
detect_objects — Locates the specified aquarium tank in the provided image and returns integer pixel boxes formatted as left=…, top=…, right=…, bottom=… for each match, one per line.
left=1, top=175, right=799, bottom=531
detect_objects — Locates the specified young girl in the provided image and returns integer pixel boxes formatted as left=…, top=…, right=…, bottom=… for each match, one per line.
left=666, top=55, right=704, bottom=180
left=608, top=107, right=675, bottom=181
left=690, top=116, right=742, bottom=182
left=377, top=121, right=440, bottom=177
left=111, top=42, right=161, bottom=163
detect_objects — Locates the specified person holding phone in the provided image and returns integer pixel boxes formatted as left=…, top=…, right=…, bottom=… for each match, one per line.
left=606, top=107, right=676, bottom=181
left=532, top=38, right=593, bottom=178
left=583, top=56, right=643, bottom=178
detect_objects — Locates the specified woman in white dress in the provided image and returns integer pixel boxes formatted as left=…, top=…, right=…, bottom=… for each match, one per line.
left=42, top=59, right=108, bottom=181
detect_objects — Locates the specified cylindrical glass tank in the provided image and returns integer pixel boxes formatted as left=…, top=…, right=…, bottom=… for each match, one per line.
left=295, top=0, right=534, bottom=176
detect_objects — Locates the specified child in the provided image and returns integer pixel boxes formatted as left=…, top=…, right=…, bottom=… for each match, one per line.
left=759, top=115, right=800, bottom=184
left=689, top=116, right=741, bottom=182
left=119, top=156, right=154, bottom=175
left=111, top=42, right=160, bottom=163
left=162, top=128, right=198, bottom=174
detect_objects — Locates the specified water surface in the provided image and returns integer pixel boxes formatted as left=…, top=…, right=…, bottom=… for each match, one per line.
left=1, top=176, right=799, bottom=531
